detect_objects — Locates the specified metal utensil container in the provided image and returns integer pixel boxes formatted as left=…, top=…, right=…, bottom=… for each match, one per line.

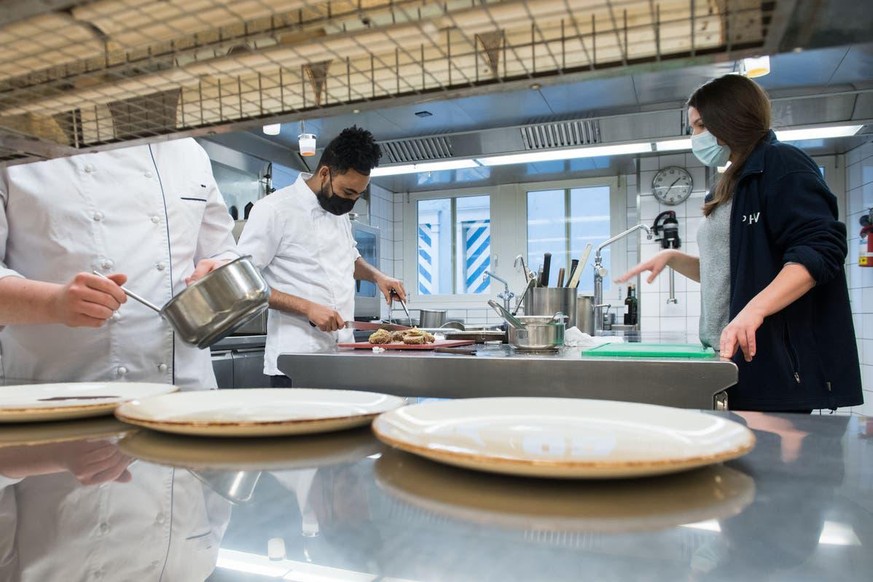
left=575, top=294, right=595, bottom=335
left=523, top=287, right=576, bottom=325
left=418, top=309, right=447, bottom=328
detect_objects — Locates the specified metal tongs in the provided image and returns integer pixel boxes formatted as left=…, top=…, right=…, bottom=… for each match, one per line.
left=390, top=288, right=410, bottom=322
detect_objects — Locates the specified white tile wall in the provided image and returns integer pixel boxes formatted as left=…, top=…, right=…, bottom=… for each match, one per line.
left=635, top=153, right=710, bottom=341
left=366, top=183, right=398, bottom=320
left=845, top=138, right=873, bottom=416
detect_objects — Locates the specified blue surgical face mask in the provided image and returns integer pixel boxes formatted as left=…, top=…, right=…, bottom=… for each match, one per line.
left=691, top=129, right=732, bottom=167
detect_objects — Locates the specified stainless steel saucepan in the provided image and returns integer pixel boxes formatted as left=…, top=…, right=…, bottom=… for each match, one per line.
left=96, top=255, right=270, bottom=349
left=488, top=300, right=564, bottom=351
left=508, top=315, right=565, bottom=352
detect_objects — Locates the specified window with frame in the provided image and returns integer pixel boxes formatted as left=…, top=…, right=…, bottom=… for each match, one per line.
left=526, top=185, right=611, bottom=294
left=417, top=195, right=491, bottom=295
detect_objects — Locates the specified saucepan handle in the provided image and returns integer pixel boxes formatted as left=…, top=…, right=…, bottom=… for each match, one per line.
left=92, top=271, right=162, bottom=313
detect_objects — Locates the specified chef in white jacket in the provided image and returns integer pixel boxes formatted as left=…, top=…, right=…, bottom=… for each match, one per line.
left=0, top=138, right=237, bottom=389
left=237, top=126, right=406, bottom=386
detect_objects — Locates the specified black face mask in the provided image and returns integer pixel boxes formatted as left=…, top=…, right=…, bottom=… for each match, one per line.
left=316, top=172, right=357, bottom=216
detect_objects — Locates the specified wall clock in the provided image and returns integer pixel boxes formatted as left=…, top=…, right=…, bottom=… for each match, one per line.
left=651, top=166, right=693, bottom=205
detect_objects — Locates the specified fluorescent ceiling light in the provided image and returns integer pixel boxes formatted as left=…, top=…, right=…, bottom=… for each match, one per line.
left=776, top=124, right=864, bottom=142
left=262, top=123, right=281, bottom=135
left=655, top=138, right=692, bottom=152
left=368, top=125, right=864, bottom=177
left=370, top=159, right=480, bottom=176
left=477, top=142, right=653, bottom=167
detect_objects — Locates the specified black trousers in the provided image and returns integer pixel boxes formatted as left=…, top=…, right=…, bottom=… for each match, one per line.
left=269, top=375, right=293, bottom=388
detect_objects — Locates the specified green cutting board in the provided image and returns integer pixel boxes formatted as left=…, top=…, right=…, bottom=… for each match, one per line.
left=583, top=342, right=716, bottom=359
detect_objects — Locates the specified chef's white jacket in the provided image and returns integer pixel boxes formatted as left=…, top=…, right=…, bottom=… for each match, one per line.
left=0, top=138, right=237, bottom=389
left=237, top=174, right=359, bottom=375
left=0, top=462, right=230, bottom=581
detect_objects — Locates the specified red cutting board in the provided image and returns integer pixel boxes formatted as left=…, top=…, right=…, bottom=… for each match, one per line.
left=338, top=339, right=475, bottom=350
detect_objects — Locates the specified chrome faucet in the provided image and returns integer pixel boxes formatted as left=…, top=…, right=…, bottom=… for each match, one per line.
left=483, top=270, right=515, bottom=314
left=593, top=224, right=653, bottom=333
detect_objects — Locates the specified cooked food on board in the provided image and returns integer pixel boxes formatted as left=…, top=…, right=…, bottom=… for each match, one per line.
left=368, top=329, right=393, bottom=344
left=368, top=328, right=436, bottom=345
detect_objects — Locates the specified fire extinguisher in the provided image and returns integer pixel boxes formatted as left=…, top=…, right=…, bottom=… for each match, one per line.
left=860, top=215, right=873, bottom=267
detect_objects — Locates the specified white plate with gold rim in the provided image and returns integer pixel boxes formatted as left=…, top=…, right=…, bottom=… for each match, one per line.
left=372, top=398, right=756, bottom=479
left=115, top=388, right=407, bottom=437
left=0, top=382, right=179, bottom=423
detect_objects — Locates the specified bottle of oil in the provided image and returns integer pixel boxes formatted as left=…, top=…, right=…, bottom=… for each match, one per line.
left=624, top=284, right=638, bottom=326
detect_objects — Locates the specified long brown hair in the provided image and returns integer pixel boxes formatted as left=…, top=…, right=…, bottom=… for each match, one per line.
left=687, top=75, right=771, bottom=217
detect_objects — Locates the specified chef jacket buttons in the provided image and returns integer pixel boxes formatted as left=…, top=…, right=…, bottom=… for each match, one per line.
left=150, top=215, right=160, bottom=224
left=101, top=259, right=114, bottom=270
left=144, top=171, right=153, bottom=179
left=158, top=363, right=168, bottom=373
left=84, top=164, right=96, bottom=173
left=156, top=262, right=166, bottom=271
left=116, top=366, right=128, bottom=376
left=111, top=312, right=120, bottom=322
left=92, top=211, right=104, bottom=221
left=155, top=513, right=166, bottom=525
left=98, top=522, right=110, bottom=535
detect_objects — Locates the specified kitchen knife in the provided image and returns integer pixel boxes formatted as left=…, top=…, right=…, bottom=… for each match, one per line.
left=343, top=321, right=413, bottom=332
left=568, top=244, right=592, bottom=289
left=556, top=267, right=565, bottom=288
left=540, top=252, right=552, bottom=287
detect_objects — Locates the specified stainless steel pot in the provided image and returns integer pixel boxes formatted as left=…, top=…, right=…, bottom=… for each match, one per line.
left=507, top=315, right=565, bottom=352
left=103, top=256, right=270, bottom=349
left=418, top=308, right=447, bottom=328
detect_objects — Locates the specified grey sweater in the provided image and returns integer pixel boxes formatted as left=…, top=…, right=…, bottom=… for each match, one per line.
left=696, top=200, right=732, bottom=350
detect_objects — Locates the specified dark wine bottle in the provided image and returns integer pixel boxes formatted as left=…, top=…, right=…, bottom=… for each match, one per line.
left=624, top=284, right=638, bottom=326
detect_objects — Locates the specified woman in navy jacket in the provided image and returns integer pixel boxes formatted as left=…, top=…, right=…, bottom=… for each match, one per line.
left=619, top=74, right=862, bottom=412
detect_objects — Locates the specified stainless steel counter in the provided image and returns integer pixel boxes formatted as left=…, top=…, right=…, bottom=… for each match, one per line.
left=278, top=345, right=738, bottom=409
left=1, top=410, right=870, bottom=581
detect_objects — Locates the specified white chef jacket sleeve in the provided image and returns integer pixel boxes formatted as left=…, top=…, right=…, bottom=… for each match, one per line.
left=185, top=142, right=238, bottom=263
left=237, top=198, right=282, bottom=271
left=0, top=169, right=24, bottom=282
